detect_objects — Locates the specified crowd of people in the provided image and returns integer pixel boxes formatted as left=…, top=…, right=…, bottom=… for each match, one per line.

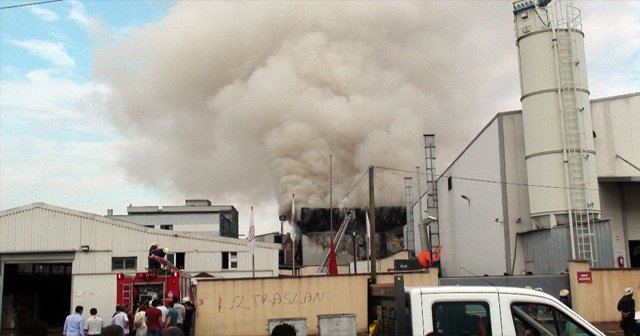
left=61, top=296, right=196, bottom=336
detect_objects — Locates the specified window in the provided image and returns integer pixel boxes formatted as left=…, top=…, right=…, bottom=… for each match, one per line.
left=112, top=257, right=137, bottom=270
left=18, top=264, right=33, bottom=275
left=511, top=302, right=594, bottom=336
left=166, top=252, right=185, bottom=269
left=447, top=176, right=452, bottom=190
left=35, top=264, right=49, bottom=275
left=222, top=252, right=238, bottom=270
left=16, top=263, right=70, bottom=276
left=432, top=301, right=491, bottom=336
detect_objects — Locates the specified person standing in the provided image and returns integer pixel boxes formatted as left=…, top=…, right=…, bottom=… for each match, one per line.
left=145, top=300, right=163, bottom=336
left=84, top=308, right=104, bottom=336
left=133, top=303, right=147, bottom=336
left=172, top=297, right=186, bottom=330
left=63, top=305, right=84, bottom=336
left=182, top=297, right=195, bottom=336
left=112, top=305, right=130, bottom=335
left=617, top=287, right=636, bottom=336
left=164, top=301, right=179, bottom=329
left=559, top=289, right=572, bottom=309
left=157, top=299, right=168, bottom=325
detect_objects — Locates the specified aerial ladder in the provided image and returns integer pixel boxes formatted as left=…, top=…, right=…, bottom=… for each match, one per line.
left=317, top=209, right=356, bottom=274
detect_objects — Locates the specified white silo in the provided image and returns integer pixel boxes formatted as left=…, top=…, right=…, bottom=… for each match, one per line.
left=513, top=0, right=600, bottom=260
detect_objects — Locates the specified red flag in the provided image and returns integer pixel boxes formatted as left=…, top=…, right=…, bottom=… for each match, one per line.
left=328, top=239, right=338, bottom=275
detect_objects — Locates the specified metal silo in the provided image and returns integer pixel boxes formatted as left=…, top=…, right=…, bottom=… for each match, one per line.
left=513, top=0, right=600, bottom=262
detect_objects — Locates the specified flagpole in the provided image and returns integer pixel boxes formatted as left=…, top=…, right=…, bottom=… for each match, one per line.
left=329, top=154, right=333, bottom=273
left=249, top=206, right=255, bottom=278
left=330, top=154, right=333, bottom=233
left=292, top=194, right=296, bottom=277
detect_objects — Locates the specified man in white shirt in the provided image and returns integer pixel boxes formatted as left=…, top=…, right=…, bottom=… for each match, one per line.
left=171, top=297, right=186, bottom=329
left=157, top=300, right=168, bottom=324
left=85, top=308, right=104, bottom=336
left=111, top=305, right=130, bottom=335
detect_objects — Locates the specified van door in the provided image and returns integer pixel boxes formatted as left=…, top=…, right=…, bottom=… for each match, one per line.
left=499, top=294, right=604, bottom=336
left=412, top=292, right=502, bottom=336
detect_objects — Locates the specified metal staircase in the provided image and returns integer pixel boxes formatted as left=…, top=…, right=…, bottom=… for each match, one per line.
left=553, top=2, right=596, bottom=265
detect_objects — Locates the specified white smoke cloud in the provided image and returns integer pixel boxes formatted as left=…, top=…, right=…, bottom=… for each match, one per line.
left=92, top=1, right=521, bottom=219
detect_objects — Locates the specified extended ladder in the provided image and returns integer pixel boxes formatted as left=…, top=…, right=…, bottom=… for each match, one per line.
left=317, top=209, right=356, bottom=273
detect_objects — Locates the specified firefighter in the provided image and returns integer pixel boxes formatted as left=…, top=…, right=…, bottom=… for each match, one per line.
left=147, top=242, right=160, bottom=270
left=148, top=246, right=168, bottom=271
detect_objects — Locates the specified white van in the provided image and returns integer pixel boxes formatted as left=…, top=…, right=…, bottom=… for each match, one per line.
left=406, top=286, right=604, bottom=336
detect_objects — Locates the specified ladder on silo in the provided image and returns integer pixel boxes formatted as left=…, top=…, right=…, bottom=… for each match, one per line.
left=553, top=2, right=597, bottom=265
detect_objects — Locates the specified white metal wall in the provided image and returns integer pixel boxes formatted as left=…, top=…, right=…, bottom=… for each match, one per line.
left=591, top=93, right=640, bottom=177
left=0, top=203, right=279, bottom=275
left=622, top=184, right=640, bottom=241
left=435, top=120, right=507, bottom=277
left=499, top=112, right=531, bottom=275
left=72, top=274, right=115, bottom=324
left=112, top=213, right=221, bottom=227
left=0, top=203, right=281, bottom=318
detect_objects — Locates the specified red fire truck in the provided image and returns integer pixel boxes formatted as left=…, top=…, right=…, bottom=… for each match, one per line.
left=116, top=256, right=193, bottom=310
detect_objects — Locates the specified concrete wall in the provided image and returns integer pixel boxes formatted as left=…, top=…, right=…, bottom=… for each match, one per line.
left=569, top=260, right=640, bottom=323
left=195, top=271, right=438, bottom=336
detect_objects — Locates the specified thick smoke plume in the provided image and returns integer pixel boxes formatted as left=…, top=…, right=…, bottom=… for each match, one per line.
left=92, top=2, right=519, bottom=220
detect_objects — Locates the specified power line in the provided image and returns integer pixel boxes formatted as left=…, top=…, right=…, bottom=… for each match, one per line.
left=338, top=169, right=369, bottom=204
left=0, top=0, right=63, bottom=10
left=373, top=165, right=599, bottom=192
left=329, top=163, right=598, bottom=210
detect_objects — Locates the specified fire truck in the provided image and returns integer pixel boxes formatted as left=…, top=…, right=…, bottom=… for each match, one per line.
left=116, top=255, right=193, bottom=310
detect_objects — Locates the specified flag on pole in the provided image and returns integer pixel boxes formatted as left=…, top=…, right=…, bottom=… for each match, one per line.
left=328, top=239, right=338, bottom=275
left=290, top=195, right=296, bottom=227
left=247, top=206, right=256, bottom=255
left=365, top=210, right=372, bottom=258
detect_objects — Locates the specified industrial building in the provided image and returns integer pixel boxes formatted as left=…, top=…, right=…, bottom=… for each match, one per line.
left=108, top=199, right=239, bottom=238
left=0, top=203, right=280, bottom=332
left=411, top=0, right=640, bottom=277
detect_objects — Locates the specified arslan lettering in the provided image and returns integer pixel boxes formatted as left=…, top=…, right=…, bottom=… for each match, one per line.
left=230, top=295, right=250, bottom=310
left=225, top=291, right=325, bottom=311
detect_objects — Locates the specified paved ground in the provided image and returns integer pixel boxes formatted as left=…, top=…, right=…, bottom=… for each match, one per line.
left=593, top=321, right=623, bottom=336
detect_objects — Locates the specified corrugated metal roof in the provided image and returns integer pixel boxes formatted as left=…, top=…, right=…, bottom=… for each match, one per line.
left=0, top=202, right=280, bottom=275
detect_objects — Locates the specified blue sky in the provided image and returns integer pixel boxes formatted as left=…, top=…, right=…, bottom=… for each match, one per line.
left=0, top=1, right=638, bottom=236
left=1, top=0, right=179, bottom=216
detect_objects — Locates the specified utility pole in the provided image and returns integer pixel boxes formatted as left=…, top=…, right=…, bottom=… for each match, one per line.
left=369, top=166, right=377, bottom=281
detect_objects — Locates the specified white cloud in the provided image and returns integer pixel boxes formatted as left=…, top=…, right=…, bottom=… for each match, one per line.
left=9, top=39, right=75, bottom=68
left=0, top=77, right=141, bottom=215
left=30, top=6, right=59, bottom=22
left=68, top=0, right=89, bottom=27
left=580, top=1, right=640, bottom=98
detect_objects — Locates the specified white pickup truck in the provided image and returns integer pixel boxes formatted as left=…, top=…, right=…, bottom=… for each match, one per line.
left=370, top=276, right=604, bottom=336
